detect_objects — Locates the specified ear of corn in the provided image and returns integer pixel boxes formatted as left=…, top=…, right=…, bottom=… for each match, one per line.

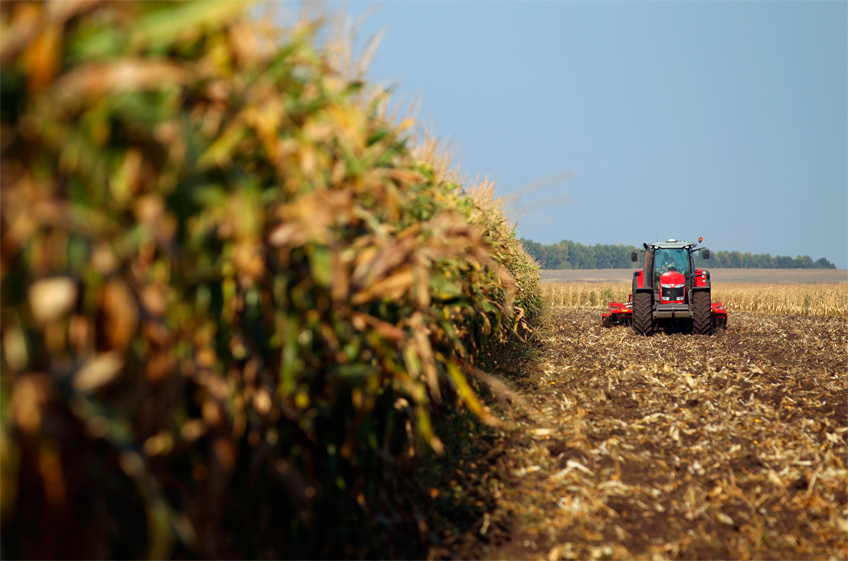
left=0, top=2, right=540, bottom=558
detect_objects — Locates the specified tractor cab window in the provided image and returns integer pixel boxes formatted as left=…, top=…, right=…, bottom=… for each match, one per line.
left=654, top=248, right=690, bottom=284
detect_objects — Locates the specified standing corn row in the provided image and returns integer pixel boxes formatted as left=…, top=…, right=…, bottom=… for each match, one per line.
left=0, top=2, right=540, bottom=558
left=711, top=283, right=847, bottom=317
left=542, top=282, right=631, bottom=309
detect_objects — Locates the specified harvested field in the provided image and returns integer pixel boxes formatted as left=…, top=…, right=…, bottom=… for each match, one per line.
left=438, top=308, right=847, bottom=560
left=541, top=269, right=848, bottom=284
left=543, top=282, right=848, bottom=317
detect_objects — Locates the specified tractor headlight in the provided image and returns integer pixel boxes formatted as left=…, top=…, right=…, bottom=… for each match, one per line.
left=660, top=283, right=685, bottom=302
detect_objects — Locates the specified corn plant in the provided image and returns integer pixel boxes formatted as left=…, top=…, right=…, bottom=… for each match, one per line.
left=0, top=2, right=540, bottom=558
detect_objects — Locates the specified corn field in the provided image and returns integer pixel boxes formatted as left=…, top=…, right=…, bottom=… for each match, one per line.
left=543, top=281, right=848, bottom=317
left=0, top=2, right=540, bottom=559
left=542, top=282, right=631, bottom=309
left=713, top=283, right=848, bottom=317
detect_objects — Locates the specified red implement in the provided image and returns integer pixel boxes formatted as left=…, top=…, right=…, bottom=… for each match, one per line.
left=601, top=297, right=632, bottom=328
left=602, top=296, right=728, bottom=332
left=711, top=302, right=728, bottom=330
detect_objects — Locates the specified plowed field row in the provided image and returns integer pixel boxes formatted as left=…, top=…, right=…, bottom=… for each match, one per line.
left=446, top=309, right=847, bottom=560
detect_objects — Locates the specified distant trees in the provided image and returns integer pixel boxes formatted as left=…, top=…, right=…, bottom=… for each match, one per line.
left=695, top=251, right=835, bottom=269
left=520, top=239, right=640, bottom=270
left=521, top=238, right=837, bottom=270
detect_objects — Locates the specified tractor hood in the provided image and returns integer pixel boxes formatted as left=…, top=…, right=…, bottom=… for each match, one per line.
left=659, top=271, right=686, bottom=303
left=660, top=271, right=685, bottom=286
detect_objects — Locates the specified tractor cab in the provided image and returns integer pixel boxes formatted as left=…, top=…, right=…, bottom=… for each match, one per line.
left=633, top=239, right=704, bottom=298
left=654, top=247, right=691, bottom=298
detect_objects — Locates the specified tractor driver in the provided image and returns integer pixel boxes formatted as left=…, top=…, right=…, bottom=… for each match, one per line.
left=660, top=250, right=678, bottom=272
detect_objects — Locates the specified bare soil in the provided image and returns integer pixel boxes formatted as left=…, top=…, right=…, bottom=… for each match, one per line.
left=426, top=309, right=847, bottom=560
left=541, top=269, right=848, bottom=284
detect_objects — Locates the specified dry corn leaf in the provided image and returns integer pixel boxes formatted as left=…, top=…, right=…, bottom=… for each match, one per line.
left=74, top=351, right=124, bottom=393
left=28, top=277, right=77, bottom=325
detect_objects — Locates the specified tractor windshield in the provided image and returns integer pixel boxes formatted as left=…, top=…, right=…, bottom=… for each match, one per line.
left=654, top=248, right=690, bottom=283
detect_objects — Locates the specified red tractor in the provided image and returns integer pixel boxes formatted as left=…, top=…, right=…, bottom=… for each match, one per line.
left=601, top=238, right=727, bottom=335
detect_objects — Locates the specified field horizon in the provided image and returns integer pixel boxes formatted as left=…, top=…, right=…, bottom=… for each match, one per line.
left=541, top=268, right=848, bottom=284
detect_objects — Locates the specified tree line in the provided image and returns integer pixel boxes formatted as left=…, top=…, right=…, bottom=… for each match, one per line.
left=520, top=239, right=837, bottom=270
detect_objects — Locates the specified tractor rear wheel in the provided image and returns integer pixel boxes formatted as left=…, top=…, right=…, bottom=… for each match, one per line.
left=692, top=290, right=712, bottom=335
left=632, top=292, right=654, bottom=336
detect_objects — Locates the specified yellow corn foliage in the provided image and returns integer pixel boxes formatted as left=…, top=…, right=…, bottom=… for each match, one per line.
left=543, top=282, right=631, bottom=309
left=713, top=283, right=848, bottom=317
left=0, top=2, right=540, bottom=558
left=544, top=282, right=847, bottom=317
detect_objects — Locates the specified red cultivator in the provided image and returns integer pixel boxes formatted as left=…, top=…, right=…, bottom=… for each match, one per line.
left=601, top=238, right=728, bottom=335
left=602, top=300, right=633, bottom=328
left=602, top=296, right=727, bottom=331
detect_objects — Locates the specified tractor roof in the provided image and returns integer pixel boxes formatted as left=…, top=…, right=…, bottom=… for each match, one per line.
left=646, top=239, right=698, bottom=250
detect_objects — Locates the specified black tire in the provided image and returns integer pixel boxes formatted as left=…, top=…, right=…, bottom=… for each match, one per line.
left=692, top=290, right=712, bottom=335
left=632, top=292, right=654, bottom=336
left=602, top=316, right=611, bottom=328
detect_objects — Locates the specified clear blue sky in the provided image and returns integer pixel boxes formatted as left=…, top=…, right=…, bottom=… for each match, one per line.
left=284, top=1, right=848, bottom=268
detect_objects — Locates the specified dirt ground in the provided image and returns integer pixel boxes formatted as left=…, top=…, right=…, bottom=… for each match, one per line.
left=428, top=308, right=847, bottom=560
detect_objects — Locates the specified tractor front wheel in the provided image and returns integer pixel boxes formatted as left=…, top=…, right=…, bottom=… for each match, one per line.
left=632, top=292, right=654, bottom=336
left=692, top=290, right=712, bottom=335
